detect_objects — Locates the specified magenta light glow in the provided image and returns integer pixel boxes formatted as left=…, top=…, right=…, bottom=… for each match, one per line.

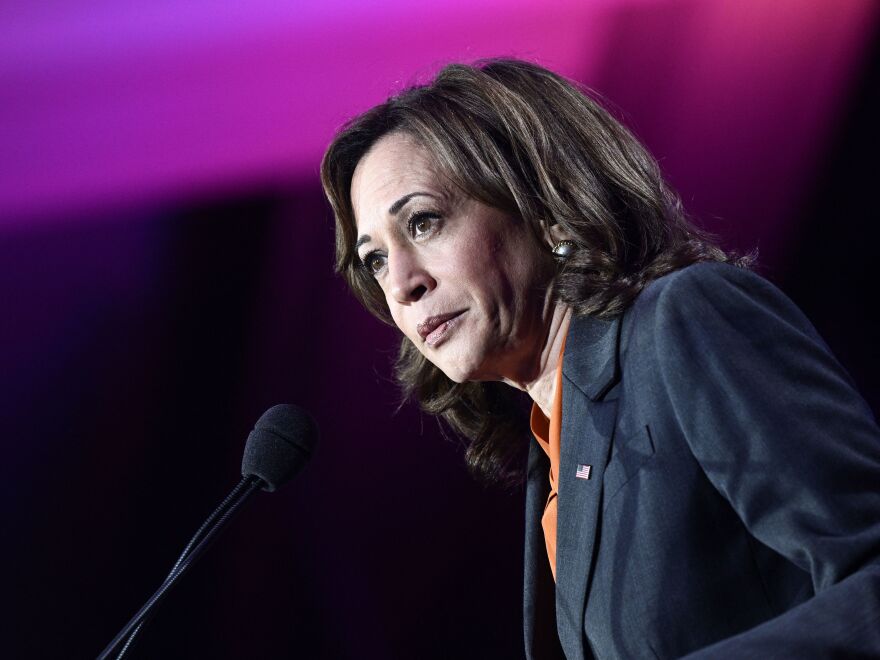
left=0, top=0, right=877, bottom=246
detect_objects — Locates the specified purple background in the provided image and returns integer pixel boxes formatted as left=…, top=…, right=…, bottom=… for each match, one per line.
left=2, top=1, right=878, bottom=658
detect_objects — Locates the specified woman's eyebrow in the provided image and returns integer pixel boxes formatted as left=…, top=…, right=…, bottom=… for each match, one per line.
left=388, top=191, right=435, bottom=215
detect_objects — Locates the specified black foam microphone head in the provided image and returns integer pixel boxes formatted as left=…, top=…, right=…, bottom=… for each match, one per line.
left=241, top=404, right=318, bottom=492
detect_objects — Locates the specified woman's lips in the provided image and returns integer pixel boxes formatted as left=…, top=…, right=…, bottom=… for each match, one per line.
left=418, top=311, right=465, bottom=347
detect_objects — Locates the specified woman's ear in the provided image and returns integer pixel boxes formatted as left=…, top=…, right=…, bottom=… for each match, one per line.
left=541, top=221, right=575, bottom=248
left=541, top=221, right=578, bottom=261
left=550, top=224, right=574, bottom=244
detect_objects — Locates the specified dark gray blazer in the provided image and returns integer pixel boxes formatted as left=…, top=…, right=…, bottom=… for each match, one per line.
left=524, top=262, right=880, bottom=660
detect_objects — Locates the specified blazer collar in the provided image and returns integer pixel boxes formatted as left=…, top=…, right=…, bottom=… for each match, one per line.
left=562, top=313, right=622, bottom=401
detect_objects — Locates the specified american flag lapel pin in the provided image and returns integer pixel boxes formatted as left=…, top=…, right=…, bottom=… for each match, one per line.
left=575, top=464, right=592, bottom=480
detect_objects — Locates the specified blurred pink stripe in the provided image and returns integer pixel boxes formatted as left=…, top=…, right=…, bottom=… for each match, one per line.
left=0, top=0, right=876, bottom=231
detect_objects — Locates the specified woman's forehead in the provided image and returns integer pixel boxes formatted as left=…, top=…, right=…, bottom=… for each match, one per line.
left=350, top=133, right=445, bottom=227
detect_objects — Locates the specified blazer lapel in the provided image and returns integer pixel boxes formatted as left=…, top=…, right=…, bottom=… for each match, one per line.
left=554, top=314, right=622, bottom=660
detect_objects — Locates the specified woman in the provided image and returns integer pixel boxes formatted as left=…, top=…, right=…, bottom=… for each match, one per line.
left=321, top=59, right=880, bottom=659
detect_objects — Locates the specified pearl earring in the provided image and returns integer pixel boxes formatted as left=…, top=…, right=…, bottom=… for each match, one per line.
left=552, top=240, right=577, bottom=259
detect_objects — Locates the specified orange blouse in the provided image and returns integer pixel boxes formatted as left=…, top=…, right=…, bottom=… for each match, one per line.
left=529, top=337, right=566, bottom=581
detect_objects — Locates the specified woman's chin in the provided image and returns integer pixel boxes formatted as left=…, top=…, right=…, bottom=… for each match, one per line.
left=437, top=360, right=499, bottom=385
left=432, top=356, right=482, bottom=384
left=439, top=365, right=474, bottom=384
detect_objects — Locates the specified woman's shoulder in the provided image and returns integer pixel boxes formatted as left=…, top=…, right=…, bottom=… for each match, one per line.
left=621, top=259, right=840, bottom=380
left=621, top=260, right=827, bottom=365
left=636, top=261, right=773, bottom=310
left=630, top=261, right=802, bottom=326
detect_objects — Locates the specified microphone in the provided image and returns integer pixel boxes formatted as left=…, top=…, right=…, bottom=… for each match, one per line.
left=98, top=404, right=318, bottom=660
left=242, top=403, right=319, bottom=491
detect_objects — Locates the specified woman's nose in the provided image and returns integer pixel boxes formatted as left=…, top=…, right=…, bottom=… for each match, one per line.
left=387, top=248, right=435, bottom=304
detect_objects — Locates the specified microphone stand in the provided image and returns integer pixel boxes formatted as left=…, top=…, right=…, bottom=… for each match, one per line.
left=98, top=475, right=264, bottom=660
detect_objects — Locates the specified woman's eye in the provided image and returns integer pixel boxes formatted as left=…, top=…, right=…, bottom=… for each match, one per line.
left=408, top=212, right=437, bottom=237
left=362, top=253, right=385, bottom=274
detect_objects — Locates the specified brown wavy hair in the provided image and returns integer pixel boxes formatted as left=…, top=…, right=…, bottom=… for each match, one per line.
left=321, top=58, right=752, bottom=485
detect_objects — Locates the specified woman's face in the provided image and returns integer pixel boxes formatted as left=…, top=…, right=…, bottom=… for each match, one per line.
left=350, top=132, right=556, bottom=384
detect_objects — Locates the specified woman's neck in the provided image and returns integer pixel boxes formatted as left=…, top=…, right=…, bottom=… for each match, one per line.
left=503, top=303, right=572, bottom=418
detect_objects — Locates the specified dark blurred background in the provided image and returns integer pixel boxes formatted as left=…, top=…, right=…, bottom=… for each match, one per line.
left=2, top=1, right=878, bottom=658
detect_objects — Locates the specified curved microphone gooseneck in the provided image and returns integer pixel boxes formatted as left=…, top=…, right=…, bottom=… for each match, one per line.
left=97, top=404, right=319, bottom=660
left=104, top=476, right=263, bottom=660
